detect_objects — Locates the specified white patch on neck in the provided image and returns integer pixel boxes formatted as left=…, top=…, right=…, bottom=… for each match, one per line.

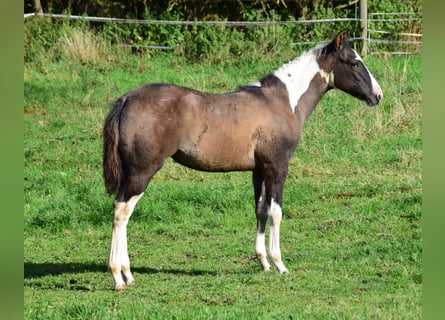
left=272, top=49, right=326, bottom=112
left=320, top=69, right=332, bottom=86
left=250, top=80, right=261, bottom=87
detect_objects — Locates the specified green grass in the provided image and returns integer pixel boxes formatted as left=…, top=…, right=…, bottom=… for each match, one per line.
left=24, top=49, right=421, bottom=319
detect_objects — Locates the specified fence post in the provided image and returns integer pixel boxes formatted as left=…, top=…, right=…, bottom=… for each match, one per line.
left=34, top=0, right=43, bottom=14
left=360, top=0, right=368, bottom=56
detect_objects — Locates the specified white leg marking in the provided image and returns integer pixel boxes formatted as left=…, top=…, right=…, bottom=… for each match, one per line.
left=109, top=192, right=144, bottom=290
left=255, top=231, right=271, bottom=271
left=268, top=199, right=288, bottom=274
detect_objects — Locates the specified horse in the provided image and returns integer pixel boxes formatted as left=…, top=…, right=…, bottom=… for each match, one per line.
left=103, top=31, right=383, bottom=290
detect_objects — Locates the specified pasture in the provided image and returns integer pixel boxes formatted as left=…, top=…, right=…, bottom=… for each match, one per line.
left=24, top=50, right=421, bottom=319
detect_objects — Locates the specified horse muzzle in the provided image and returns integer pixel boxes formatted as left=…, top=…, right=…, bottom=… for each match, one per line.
left=367, top=84, right=383, bottom=106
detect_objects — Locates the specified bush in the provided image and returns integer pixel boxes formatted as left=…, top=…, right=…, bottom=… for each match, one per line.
left=25, top=16, right=126, bottom=71
left=24, top=1, right=422, bottom=67
left=181, top=10, right=297, bottom=65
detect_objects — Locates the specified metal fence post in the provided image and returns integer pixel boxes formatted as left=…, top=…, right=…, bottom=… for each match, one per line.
left=360, top=0, right=368, bottom=56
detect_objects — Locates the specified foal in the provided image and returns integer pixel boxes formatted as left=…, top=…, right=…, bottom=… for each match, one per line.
left=103, top=31, right=383, bottom=290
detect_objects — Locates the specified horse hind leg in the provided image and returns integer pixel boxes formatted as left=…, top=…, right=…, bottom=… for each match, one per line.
left=109, top=165, right=162, bottom=290
left=109, top=192, right=144, bottom=290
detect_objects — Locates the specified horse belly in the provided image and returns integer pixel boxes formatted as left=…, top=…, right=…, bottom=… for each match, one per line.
left=172, top=135, right=256, bottom=172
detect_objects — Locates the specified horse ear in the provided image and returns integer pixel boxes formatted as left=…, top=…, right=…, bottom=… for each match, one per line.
left=334, top=30, right=350, bottom=50
left=343, top=30, right=351, bottom=43
left=334, top=32, right=344, bottom=49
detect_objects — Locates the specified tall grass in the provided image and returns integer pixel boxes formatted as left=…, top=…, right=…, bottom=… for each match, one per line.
left=24, top=23, right=421, bottom=319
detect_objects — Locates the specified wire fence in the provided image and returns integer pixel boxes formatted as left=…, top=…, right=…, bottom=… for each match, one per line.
left=25, top=13, right=360, bottom=26
left=24, top=12, right=422, bottom=55
left=366, top=12, right=422, bottom=55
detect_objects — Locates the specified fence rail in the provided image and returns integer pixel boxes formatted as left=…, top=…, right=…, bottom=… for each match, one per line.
left=24, top=13, right=360, bottom=25
left=365, top=12, right=422, bottom=55
left=24, top=12, right=422, bottom=55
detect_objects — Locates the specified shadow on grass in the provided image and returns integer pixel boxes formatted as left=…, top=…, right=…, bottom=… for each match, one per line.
left=24, top=261, right=217, bottom=279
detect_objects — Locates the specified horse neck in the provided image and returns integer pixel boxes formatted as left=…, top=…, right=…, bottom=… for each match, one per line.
left=273, top=49, right=330, bottom=122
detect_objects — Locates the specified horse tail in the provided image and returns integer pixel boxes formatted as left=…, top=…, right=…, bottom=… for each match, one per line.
left=103, top=96, right=126, bottom=195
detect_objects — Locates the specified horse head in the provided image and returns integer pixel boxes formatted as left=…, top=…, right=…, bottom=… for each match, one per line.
left=322, top=31, right=383, bottom=106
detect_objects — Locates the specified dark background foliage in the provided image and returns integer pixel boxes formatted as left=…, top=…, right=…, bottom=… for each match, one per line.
left=24, top=0, right=421, bottom=20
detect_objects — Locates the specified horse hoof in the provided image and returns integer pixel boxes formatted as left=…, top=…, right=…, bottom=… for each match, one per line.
left=279, top=268, right=289, bottom=274
left=114, top=284, right=127, bottom=291
left=126, top=280, right=136, bottom=286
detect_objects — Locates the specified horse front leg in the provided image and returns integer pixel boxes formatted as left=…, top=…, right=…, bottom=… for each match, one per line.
left=267, top=196, right=288, bottom=274
left=253, top=171, right=271, bottom=272
left=264, top=168, right=289, bottom=274
left=109, top=192, right=144, bottom=290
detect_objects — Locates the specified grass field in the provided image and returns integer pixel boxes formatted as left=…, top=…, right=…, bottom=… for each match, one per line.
left=24, top=47, right=421, bottom=319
